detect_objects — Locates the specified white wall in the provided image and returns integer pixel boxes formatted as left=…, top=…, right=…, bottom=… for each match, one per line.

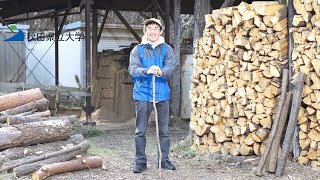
left=26, top=22, right=143, bottom=88
left=26, top=31, right=81, bottom=87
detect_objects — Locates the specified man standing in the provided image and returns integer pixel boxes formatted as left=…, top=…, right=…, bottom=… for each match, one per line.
left=128, top=18, right=176, bottom=173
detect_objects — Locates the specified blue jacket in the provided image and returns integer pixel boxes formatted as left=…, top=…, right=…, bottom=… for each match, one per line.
left=128, top=42, right=176, bottom=102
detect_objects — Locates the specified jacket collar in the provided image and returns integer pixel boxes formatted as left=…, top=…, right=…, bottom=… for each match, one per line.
left=141, top=35, right=165, bottom=49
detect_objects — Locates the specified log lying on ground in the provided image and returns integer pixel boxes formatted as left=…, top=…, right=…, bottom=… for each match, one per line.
left=0, top=88, right=44, bottom=112
left=12, top=141, right=90, bottom=177
left=0, top=98, right=49, bottom=117
left=1, top=139, right=88, bottom=172
left=255, top=69, right=289, bottom=176
left=7, top=115, right=78, bottom=125
left=275, top=72, right=305, bottom=177
left=0, top=111, right=36, bottom=123
left=32, top=156, right=102, bottom=180
left=25, top=110, right=51, bottom=118
left=0, top=134, right=84, bottom=163
left=0, top=119, right=72, bottom=151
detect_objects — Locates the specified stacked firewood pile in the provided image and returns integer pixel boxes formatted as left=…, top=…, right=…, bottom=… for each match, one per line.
left=0, top=88, right=102, bottom=179
left=291, top=0, right=320, bottom=168
left=190, top=1, right=288, bottom=156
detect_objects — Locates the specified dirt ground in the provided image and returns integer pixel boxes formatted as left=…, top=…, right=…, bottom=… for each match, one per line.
left=2, top=119, right=320, bottom=180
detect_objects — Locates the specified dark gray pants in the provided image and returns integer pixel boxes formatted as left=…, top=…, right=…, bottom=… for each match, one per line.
left=134, top=100, right=170, bottom=164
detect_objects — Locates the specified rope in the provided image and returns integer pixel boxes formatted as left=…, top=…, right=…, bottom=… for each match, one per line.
left=152, top=75, right=162, bottom=179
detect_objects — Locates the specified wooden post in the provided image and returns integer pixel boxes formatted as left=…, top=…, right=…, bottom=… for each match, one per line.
left=92, top=8, right=98, bottom=81
left=287, top=0, right=300, bottom=161
left=193, top=0, right=210, bottom=46
left=85, top=0, right=93, bottom=123
left=97, top=9, right=109, bottom=43
left=114, top=10, right=141, bottom=42
left=172, top=0, right=181, bottom=118
left=255, top=69, right=289, bottom=176
left=275, top=72, right=305, bottom=177
left=266, top=92, right=293, bottom=172
left=189, top=0, right=211, bottom=145
left=220, top=0, right=236, bottom=8
left=165, top=0, right=170, bottom=44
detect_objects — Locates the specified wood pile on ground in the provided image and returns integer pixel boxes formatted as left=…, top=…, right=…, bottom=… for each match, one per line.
left=0, top=88, right=102, bottom=178
left=190, top=1, right=288, bottom=156
left=291, top=0, right=320, bottom=168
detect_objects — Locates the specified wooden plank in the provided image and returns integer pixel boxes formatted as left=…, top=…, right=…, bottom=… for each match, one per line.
left=255, top=69, right=289, bottom=176
left=275, top=72, right=305, bottom=177
left=172, top=0, right=181, bottom=117
left=266, top=92, right=293, bottom=172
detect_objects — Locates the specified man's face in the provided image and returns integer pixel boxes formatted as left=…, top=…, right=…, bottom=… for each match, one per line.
left=145, top=23, right=162, bottom=43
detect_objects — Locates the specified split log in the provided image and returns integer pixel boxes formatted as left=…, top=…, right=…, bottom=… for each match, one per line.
left=12, top=141, right=90, bottom=177
left=266, top=92, right=293, bottom=172
left=0, top=98, right=49, bottom=117
left=32, top=156, right=102, bottom=180
left=1, top=140, right=88, bottom=172
left=25, top=110, right=51, bottom=118
left=255, top=69, right=289, bottom=176
left=7, top=115, right=78, bottom=125
left=191, top=1, right=287, bottom=155
left=275, top=72, right=305, bottom=177
left=0, top=119, right=72, bottom=151
left=0, top=134, right=84, bottom=163
left=0, top=88, right=44, bottom=111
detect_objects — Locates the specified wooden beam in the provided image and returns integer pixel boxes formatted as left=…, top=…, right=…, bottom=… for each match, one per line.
left=287, top=0, right=300, bottom=161
left=139, top=11, right=150, bottom=19
left=220, top=0, right=236, bottom=8
left=113, top=10, right=141, bottom=42
left=57, top=10, right=69, bottom=36
left=165, top=0, right=170, bottom=44
left=97, top=9, right=109, bottom=43
left=254, top=69, right=289, bottom=176
left=151, top=0, right=165, bottom=21
left=193, top=0, right=211, bottom=45
left=85, top=0, right=93, bottom=123
left=92, top=8, right=98, bottom=81
left=275, top=72, right=305, bottom=177
left=172, top=0, right=181, bottom=117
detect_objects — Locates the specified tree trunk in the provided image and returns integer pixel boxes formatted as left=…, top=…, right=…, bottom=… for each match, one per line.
left=266, top=92, right=292, bottom=172
left=1, top=140, right=89, bottom=172
left=1, top=111, right=35, bottom=123
left=32, top=156, right=102, bottom=180
left=0, top=134, right=84, bottom=163
left=0, top=88, right=44, bottom=111
left=275, top=72, right=305, bottom=177
left=255, top=69, right=289, bottom=176
left=0, top=98, right=49, bottom=117
left=0, top=119, right=72, bottom=151
left=25, top=110, right=51, bottom=118
left=7, top=115, right=78, bottom=125
left=12, top=141, right=90, bottom=177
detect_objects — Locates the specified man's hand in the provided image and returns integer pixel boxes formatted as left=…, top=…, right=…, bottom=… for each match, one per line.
left=147, top=66, right=162, bottom=76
